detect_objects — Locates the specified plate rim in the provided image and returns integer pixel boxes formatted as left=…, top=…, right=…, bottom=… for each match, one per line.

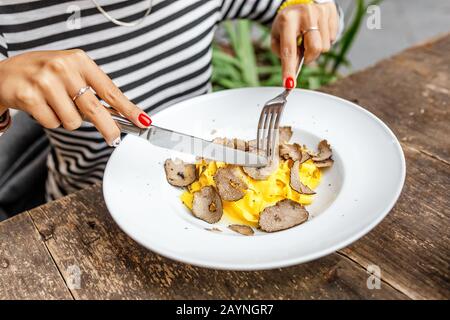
left=103, top=87, right=406, bottom=271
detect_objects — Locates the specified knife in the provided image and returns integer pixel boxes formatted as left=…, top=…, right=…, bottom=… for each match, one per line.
left=102, top=109, right=268, bottom=168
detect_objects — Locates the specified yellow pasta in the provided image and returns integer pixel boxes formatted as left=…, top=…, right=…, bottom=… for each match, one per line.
left=181, top=158, right=322, bottom=227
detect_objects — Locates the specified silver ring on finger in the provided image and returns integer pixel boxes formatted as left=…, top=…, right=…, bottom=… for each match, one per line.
left=72, top=86, right=92, bottom=102
left=302, top=27, right=320, bottom=36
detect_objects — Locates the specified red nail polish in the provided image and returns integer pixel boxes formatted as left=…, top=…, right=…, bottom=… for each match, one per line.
left=284, top=77, right=295, bottom=89
left=138, top=113, right=152, bottom=127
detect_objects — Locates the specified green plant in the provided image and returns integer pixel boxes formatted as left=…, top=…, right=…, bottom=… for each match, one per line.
left=212, top=0, right=383, bottom=91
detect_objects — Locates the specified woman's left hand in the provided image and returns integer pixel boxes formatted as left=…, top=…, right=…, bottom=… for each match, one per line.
left=271, top=2, right=339, bottom=89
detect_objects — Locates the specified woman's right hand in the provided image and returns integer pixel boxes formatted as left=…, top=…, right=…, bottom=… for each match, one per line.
left=0, top=49, right=152, bottom=146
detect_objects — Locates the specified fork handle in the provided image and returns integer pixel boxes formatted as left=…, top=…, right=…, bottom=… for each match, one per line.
left=284, top=39, right=305, bottom=97
left=294, top=38, right=306, bottom=82
left=295, top=55, right=305, bottom=80
left=282, top=55, right=304, bottom=99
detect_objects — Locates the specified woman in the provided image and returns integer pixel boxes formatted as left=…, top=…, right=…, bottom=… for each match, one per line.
left=0, top=0, right=342, bottom=201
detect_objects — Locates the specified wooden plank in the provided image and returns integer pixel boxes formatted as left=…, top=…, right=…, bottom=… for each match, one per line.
left=339, top=144, right=450, bottom=300
left=320, top=34, right=450, bottom=163
left=0, top=213, right=73, bottom=300
left=28, top=185, right=405, bottom=300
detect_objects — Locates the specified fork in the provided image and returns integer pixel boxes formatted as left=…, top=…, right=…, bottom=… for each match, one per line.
left=256, top=49, right=305, bottom=161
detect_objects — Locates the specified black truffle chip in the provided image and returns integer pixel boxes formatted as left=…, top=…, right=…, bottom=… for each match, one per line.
left=212, top=137, right=234, bottom=148
left=243, top=155, right=279, bottom=180
left=192, top=186, right=223, bottom=224
left=279, top=143, right=302, bottom=161
left=290, top=160, right=316, bottom=195
left=164, top=159, right=196, bottom=187
left=312, top=140, right=332, bottom=162
left=214, top=167, right=248, bottom=201
left=279, top=126, right=293, bottom=144
left=314, top=159, right=334, bottom=168
left=259, top=199, right=309, bottom=232
left=234, top=138, right=248, bottom=151
left=228, top=224, right=254, bottom=236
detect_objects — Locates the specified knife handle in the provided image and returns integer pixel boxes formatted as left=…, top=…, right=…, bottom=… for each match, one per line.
left=108, top=110, right=144, bottom=136
left=83, top=105, right=145, bottom=136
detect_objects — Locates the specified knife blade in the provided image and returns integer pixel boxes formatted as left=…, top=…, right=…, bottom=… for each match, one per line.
left=106, top=111, right=267, bottom=167
left=139, top=125, right=267, bottom=167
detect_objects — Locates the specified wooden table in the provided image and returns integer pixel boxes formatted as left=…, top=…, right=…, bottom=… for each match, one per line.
left=1, top=35, right=449, bottom=300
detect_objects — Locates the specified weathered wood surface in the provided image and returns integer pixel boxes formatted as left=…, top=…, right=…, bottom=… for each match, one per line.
left=0, top=34, right=449, bottom=300
left=319, top=34, right=450, bottom=300
left=340, top=145, right=450, bottom=300
left=28, top=186, right=406, bottom=300
left=0, top=213, right=72, bottom=300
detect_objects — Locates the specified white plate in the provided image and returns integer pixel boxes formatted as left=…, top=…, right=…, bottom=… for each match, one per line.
left=103, top=88, right=405, bottom=270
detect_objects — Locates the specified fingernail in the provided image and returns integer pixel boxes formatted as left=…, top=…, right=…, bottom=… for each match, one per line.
left=138, top=113, right=152, bottom=127
left=284, top=77, right=295, bottom=89
left=111, top=137, right=121, bottom=148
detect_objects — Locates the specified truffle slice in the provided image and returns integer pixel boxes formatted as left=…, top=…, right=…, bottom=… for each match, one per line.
left=248, top=126, right=292, bottom=150
left=314, top=159, right=334, bottom=168
left=192, top=186, right=223, bottom=224
left=306, top=150, right=318, bottom=158
left=299, top=150, right=311, bottom=164
left=212, top=137, right=226, bottom=145
left=243, top=155, right=279, bottom=180
left=247, top=139, right=257, bottom=150
left=164, top=159, right=196, bottom=187
left=279, top=144, right=311, bottom=164
left=228, top=224, right=254, bottom=236
left=279, top=143, right=302, bottom=161
left=259, top=199, right=309, bottom=232
left=213, top=137, right=234, bottom=148
left=312, top=140, right=332, bottom=162
left=214, top=167, right=248, bottom=201
left=242, top=143, right=279, bottom=180
left=279, top=126, right=293, bottom=144
left=290, top=160, right=316, bottom=195
left=234, top=138, right=248, bottom=151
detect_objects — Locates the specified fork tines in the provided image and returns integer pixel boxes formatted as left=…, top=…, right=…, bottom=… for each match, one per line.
left=256, top=55, right=304, bottom=162
left=256, top=98, right=287, bottom=161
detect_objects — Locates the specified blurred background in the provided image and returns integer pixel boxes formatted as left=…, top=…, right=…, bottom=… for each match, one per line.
left=212, top=0, right=450, bottom=91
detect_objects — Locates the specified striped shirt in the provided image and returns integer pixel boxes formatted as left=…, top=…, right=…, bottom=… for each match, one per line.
left=0, top=0, right=284, bottom=200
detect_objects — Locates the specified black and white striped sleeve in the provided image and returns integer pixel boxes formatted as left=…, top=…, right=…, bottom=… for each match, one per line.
left=219, top=0, right=285, bottom=24
left=0, top=33, right=7, bottom=60
left=0, top=34, right=9, bottom=137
